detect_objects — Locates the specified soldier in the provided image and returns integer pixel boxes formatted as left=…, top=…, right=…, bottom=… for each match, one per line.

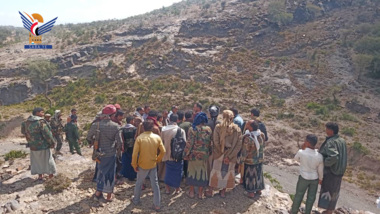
left=50, top=110, right=65, bottom=155
left=21, top=107, right=56, bottom=180
left=65, top=115, right=82, bottom=155
left=44, top=113, right=51, bottom=125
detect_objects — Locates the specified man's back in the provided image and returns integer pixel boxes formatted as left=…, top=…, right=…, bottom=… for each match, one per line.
left=23, top=115, right=56, bottom=151
left=295, top=148, right=323, bottom=180
left=161, top=125, right=186, bottom=162
left=66, top=123, right=79, bottom=141
left=87, top=119, right=122, bottom=157
left=179, top=121, right=191, bottom=136
left=320, top=135, right=347, bottom=176
left=132, top=131, right=165, bottom=170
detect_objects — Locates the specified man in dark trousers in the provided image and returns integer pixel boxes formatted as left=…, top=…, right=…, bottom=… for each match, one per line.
left=318, top=122, right=347, bottom=214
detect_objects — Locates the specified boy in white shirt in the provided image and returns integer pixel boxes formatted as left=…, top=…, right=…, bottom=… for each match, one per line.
left=291, top=134, right=324, bottom=214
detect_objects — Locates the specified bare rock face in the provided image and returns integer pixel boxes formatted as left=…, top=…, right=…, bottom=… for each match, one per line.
left=0, top=78, right=32, bottom=106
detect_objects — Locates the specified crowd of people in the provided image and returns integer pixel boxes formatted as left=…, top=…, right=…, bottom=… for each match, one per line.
left=21, top=103, right=347, bottom=214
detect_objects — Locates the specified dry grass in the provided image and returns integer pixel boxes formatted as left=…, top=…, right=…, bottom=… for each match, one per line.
left=44, top=173, right=72, bottom=192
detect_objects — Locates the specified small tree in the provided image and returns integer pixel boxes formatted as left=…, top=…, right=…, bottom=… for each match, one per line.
left=354, top=54, right=373, bottom=80
left=28, top=60, right=58, bottom=108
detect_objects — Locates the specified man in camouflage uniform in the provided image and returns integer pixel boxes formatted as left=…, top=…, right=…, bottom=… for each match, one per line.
left=21, top=107, right=57, bottom=180
left=65, top=115, right=82, bottom=155
left=50, top=110, right=65, bottom=155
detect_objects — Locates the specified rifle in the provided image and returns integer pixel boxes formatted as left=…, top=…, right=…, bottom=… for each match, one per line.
left=92, top=122, right=104, bottom=163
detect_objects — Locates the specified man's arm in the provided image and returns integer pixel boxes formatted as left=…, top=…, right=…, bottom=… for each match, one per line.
left=131, top=137, right=140, bottom=169
left=21, top=122, right=26, bottom=135
left=259, top=123, right=268, bottom=141
left=294, top=150, right=301, bottom=162
left=318, top=155, right=324, bottom=181
left=181, top=128, right=187, bottom=142
left=157, top=138, right=166, bottom=162
left=86, top=123, right=96, bottom=143
left=320, top=141, right=339, bottom=167
left=41, top=120, right=56, bottom=148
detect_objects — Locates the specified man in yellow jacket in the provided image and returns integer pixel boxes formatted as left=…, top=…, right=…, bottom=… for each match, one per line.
left=132, top=119, right=166, bottom=212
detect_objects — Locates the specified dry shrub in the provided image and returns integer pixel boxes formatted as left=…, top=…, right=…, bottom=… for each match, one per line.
left=44, top=173, right=72, bottom=192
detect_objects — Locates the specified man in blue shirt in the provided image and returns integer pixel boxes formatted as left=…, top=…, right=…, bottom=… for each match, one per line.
left=231, top=108, right=244, bottom=131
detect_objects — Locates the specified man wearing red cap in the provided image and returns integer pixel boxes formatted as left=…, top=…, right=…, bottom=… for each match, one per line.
left=87, top=104, right=123, bottom=202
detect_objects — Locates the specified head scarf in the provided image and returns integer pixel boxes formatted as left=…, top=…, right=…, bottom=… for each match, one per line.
left=192, top=112, right=208, bottom=130
left=54, top=110, right=61, bottom=121
left=220, top=110, right=235, bottom=153
left=147, top=116, right=160, bottom=128
left=244, top=120, right=262, bottom=156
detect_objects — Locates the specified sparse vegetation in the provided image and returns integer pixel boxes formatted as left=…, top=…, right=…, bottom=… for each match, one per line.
left=4, top=150, right=27, bottom=161
left=352, top=142, right=370, bottom=155
left=44, top=173, right=72, bottom=192
left=264, top=172, right=283, bottom=192
left=268, top=0, right=293, bottom=26
left=342, top=127, right=356, bottom=137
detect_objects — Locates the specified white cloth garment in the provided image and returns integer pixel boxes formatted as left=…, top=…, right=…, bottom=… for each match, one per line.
left=245, top=129, right=262, bottom=156
left=294, top=148, right=324, bottom=180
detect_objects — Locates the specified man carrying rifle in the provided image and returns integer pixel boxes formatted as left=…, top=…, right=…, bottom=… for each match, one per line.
left=87, top=104, right=123, bottom=202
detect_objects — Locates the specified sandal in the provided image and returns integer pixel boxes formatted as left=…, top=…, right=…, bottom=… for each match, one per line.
left=152, top=205, right=161, bottom=212
left=245, top=192, right=255, bottom=199
left=187, top=191, right=195, bottom=199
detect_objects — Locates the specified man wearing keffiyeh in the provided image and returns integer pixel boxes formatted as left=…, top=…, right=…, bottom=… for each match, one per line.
left=208, top=110, right=242, bottom=198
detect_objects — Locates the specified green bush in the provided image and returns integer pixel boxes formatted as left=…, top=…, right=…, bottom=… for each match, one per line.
left=268, top=1, right=293, bottom=26
left=352, top=142, right=370, bottom=155
left=4, top=150, right=27, bottom=161
left=94, top=93, right=106, bottom=104
left=354, top=36, right=380, bottom=55
left=342, top=127, right=356, bottom=136
left=271, top=95, right=285, bottom=107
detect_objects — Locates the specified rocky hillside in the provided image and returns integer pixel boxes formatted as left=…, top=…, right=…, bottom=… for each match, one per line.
left=1, top=0, right=380, bottom=206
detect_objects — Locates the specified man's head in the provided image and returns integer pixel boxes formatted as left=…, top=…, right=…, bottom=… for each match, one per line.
left=170, top=114, right=179, bottom=123
left=136, top=107, right=144, bottom=115
left=143, top=119, right=154, bottom=131
left=304, top=134, right=318, bottom=149
left=44, top=113, right=51, bottom=121
left=71, top=108, right=77, bottom=115
left=115, top=110, right=124, bottom=122
left=157, top=113, right=163, bottom=122
left=126, top=115, right=134, bottom=124
left=177, top=110, right=185, bottom=121
left=185, top=111, right=193, bottom=120
left=33, top=107, right=44, bottom=117
left=162, top=110, right=168, bottom=118
left=102, top=104, right=116, bottom=116
left=193, top=102, right=202, bottom=113
left=172, top=105, right=178, bottom=114
left=144, top=105, right=151, bottom=114
left=209, top=105, right=220, bottom=119
left=247, top=120, right=259, bottom=132
left=148, top=110, right=158, bottom=119
left=230, top=107, right=238, bottom=118
left=71, top=115, right=77, bottom=123
left=250, top=108, right=260, bottom=118
left=325, top=122, right=339, bottom=137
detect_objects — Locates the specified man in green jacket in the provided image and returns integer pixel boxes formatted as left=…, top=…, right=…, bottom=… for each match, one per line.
left=21, top=107, right=56, bottom=180
left=65, top=115, right=82, bottom=155
left=318, top=122, right=347, bottom=214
